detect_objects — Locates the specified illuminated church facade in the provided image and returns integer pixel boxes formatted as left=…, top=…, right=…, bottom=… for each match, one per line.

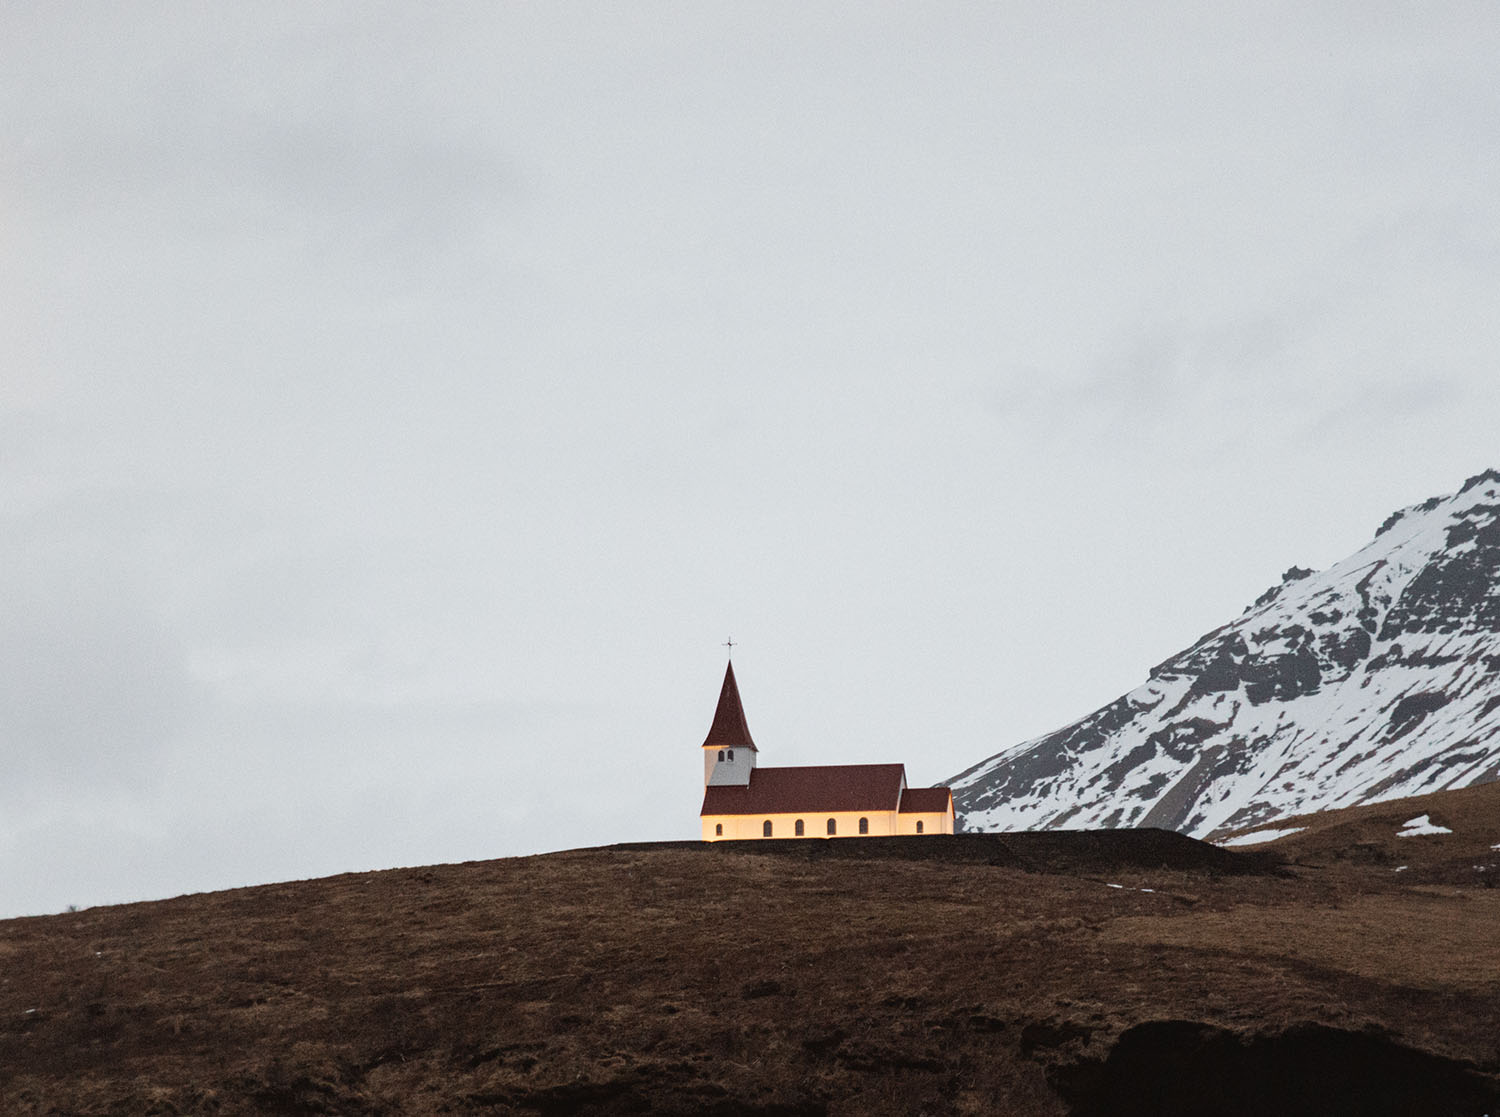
left=698, top=661, right=954, bottom=841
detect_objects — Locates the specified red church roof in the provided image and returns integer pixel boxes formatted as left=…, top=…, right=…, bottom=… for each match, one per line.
left=701, top=661, right=757, bottom=751
left=898, top=787, right=953, bottom=814
left=700, top=764, right=907, bottom=816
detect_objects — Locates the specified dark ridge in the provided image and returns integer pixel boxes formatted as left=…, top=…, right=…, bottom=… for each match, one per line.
left=995, top=829, right=1281, bottom=876
left=1458, top=468, right=1500, bottom=494
left=604, top=836, right=1024, bottom=867
left=1248, top=565, right=1318, bottom=610
left=604, top=832, right=1282, bottom=876
left=701, top=835, right=1024, bottom=868
left=1052, top=1020, right=1500, bottom=1117
left=1376, top=493, right=1447, bottom=536
left=1252, top=582, right=1286, bottom=609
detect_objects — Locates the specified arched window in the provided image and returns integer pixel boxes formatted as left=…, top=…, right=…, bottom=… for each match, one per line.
left=727, top=749, right=734, bottom=760
left=826, top=818, right=837, bottom=836
left=795, top=819, right=804, bottom=836
left=762, top=819, right=773, bottom=837
left=718, top=749, right=725, bottom=761
left=858, top=817, right=869, bottom=835
left=915, top=820, right=924, bottom=834
left=715, top=823, right=723, bottom=836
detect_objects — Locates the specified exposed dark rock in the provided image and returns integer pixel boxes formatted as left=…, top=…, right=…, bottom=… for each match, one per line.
left=1319, top=625, right=1371, bottom=673
left=1387, top=692, right=1453, bottom=740
left=1243, top=645, right=1322, bottom=705
left=1052, top=1021, right=1500, bottom=1117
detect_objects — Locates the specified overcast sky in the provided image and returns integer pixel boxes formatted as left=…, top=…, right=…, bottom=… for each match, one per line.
left=4, top=3, right=1499, bottom=917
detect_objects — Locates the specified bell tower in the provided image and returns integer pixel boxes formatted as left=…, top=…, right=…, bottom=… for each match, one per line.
left=701, top=659, right=757, bottom=788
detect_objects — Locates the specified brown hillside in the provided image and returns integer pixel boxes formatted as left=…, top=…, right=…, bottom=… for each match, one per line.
left=3, top=827, right=1498, bottom=1115
left=1216, top=779, right=1500, bottom=885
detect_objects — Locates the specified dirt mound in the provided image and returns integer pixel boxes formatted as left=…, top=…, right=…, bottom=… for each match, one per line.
left=1054, top=1020, right=1500, bottom=1117
left=611, top=829, right=1281, bottom=876
left=995, top=829, right=1279, bottom=876
left=607, top=834, right=1025, bottom=868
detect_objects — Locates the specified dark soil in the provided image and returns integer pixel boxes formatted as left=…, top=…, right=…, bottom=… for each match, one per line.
left=3, top=820, right=1498, bottom=1115
left=616, top=829, right=1284, bottom=875
left=1055, top=1021, right=1499, bottom=1117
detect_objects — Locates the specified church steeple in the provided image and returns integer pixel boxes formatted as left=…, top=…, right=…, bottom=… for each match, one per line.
left=701, top=660, right=757, bottom=789
left=701, top=660, right=757, bottom=752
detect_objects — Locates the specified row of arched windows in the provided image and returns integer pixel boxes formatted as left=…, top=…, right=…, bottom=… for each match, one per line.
left=716, top=817, right=925, bottom=837
left=716, top=749, right=735, bottom=761
left=755, top=817, right=871, bottom=837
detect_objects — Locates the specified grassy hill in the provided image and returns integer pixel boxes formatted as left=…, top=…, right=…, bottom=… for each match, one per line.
left=1218, top=777, right=1500, bottom=884
left=4, top=799, right=1500, bottom=1115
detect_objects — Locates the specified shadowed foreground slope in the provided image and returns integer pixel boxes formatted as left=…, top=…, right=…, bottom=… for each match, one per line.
left=3, top=827, right=1498, bottom=1115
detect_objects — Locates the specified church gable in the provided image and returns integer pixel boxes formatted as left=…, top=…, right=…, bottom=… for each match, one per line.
left=898, top=787, right=953, bottom=814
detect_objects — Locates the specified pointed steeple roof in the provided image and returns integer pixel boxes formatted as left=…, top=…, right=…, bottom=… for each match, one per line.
left=700, top=660, right=757, bottom=751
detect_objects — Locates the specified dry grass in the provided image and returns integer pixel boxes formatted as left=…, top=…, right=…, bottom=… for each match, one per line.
left=1106, top=889, right=1500, bottom=997
left=2, top=817, right=1498, bottom=1114
left=1219, top=779, right=1500, bottom=883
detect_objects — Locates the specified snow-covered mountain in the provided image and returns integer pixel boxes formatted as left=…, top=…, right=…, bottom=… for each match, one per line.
left=951, top=470, right=1500, bottom=839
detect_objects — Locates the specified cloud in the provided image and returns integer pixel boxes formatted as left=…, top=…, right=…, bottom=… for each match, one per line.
left=976, top=306, right=1306, bottom=426
left=16, top=115, right=511, bottom=279
left=1304, top=378, right=1465, bottom=439
left=5, top=10, right=514, bottom=290
left=0, top=541, right=201, bottom=806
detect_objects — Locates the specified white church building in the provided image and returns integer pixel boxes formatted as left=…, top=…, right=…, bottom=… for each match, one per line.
left=698, top=661, right=954, bottom=841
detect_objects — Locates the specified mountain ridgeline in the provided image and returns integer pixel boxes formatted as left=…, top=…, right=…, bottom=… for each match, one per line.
left=951, top=470, right=1500, bottom=839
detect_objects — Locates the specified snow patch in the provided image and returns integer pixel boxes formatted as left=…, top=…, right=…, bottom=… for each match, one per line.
left=1397, top=815, right=1452, bottom=837
left=1218, top=826, right=1305, bottom=847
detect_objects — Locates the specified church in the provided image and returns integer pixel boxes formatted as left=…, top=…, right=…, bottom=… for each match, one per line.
left=699, top=660, right=955, bottom=840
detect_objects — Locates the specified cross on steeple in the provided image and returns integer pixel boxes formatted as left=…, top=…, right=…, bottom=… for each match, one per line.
left=723, top=637, right=735, bottom=657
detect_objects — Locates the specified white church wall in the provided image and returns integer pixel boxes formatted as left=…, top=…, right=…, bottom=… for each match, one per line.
left=705, top=748, right=754, bottom=787
left=702, top=809, right=902, bottom=841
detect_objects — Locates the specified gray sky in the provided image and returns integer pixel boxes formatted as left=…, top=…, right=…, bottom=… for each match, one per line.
left=4, top=3, right=1498, bottom=916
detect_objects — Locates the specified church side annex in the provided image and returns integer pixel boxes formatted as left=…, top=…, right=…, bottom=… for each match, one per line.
left=698, top=660, right=954, bottom=841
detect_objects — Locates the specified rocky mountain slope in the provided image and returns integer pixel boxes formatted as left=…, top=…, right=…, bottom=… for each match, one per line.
left=951, top=470, right=1500, bottom=839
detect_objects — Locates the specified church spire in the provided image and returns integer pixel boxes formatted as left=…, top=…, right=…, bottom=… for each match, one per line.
left=701, top=660, right=757, bottom=751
